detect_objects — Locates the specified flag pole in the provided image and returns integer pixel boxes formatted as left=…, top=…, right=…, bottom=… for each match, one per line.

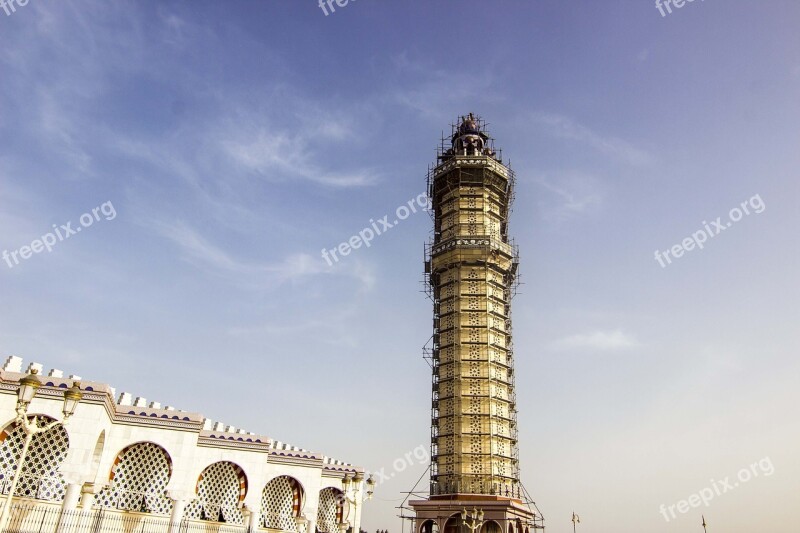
left=702, top=515, right=707, bottom=533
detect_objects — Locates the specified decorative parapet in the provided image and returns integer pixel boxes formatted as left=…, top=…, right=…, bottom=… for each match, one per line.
left=268, top=440, right=324, bottom=467
left=321, top=456, right=361, bottom=477
left=197, top=429, right=273, bottom=453
left=0, top=355, right=357, bottom=468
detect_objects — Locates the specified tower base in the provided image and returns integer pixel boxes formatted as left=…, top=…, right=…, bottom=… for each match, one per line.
left=409, top=495, right=544, bottom=533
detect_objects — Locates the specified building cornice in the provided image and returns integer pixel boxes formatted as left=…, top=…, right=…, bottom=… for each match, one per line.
left=0, top=369, right=360, bottom=472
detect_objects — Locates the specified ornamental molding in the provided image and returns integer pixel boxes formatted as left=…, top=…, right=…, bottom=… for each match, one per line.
left=269, top=453, right=324, bottom=468
left=433, top=157, right=510, bottom=179
left=431, top=238, right=515, bottom=257
left=197, top=434, right=272, bottom=452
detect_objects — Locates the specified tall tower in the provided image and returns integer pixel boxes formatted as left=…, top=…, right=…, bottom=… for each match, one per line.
left=410, top=115, right=543, bottom=533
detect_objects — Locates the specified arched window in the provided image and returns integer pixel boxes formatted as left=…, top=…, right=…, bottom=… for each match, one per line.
left=95, top=442, right=173, bottom=515
left=184, top=461, right=247, bottom=524
left=261, top=475, right=303, bottom=531
left=443, top=513, right=462, bottom=533
left=316, top=487, right=344, bottom=533
left=481, top=521, right=502, bottom=533
left=420, top=519, right=439, bottom=533
left=0, top=415, right=69, bottom=502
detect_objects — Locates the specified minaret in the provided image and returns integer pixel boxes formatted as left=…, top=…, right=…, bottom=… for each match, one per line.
left=410, top=115, right=543, bottom=533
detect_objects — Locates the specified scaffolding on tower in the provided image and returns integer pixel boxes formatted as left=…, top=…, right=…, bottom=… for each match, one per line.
left=409, top=115, right=544, bottom=533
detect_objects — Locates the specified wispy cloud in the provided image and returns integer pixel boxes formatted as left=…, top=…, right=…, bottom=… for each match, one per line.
left=2, top=0, right=377, bottom=207
left=551, top=330, right=640, bottom=352
left=217, top=92, right=379, bottom=189
left=36, top=90, right=93, bottom=176
left=152, top=220, right=374, bottom=290
left=226, top=299, right=365, bottom=347
left=534, top=113, right=653, bottom=166
left=534, top=172, right=604, bottom=222
left=222, top=129, right=376, bottom=188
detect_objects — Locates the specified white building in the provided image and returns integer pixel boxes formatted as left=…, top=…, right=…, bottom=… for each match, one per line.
left=0, top=356, right=370, bottom=533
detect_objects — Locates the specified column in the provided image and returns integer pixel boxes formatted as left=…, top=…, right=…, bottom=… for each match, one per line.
left=351, top=478, right=364, bottom=533
left=165, top=488, right=194, bottom=533
left=296, top=515, right=309, bottom=533
left=306, top=515, right=317, bottom=533
left=168, top=498, right=188, bottom=533
left=55, top=483, right=82, bottom=533
left=80, top=482, right=100, bottom=510
left=62, top=482, right=82, bottom=510
left=253, top=507, right=263, bottom=532
left=241, top=506, right=252, bottom=532
left=76, top=483, right=99, bottom=532
left=244, top=502, right=262, bottom=532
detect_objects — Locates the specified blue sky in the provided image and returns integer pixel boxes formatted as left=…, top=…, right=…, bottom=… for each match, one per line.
left=1, top=1, right=799, bottom=532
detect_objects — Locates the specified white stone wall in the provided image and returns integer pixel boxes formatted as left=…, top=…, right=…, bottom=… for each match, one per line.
left=0, top=359, right=366, bottom=533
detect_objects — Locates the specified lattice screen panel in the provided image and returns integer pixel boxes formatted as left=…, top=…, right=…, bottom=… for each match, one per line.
left=184, top=461, right=245, bottom=524
left=316, top=488, right=343, bottom=533
left=261, top=476, right=301, bottom=532
left=96, top=442, right=173, bottom=515
left=0, top=416, right=68, bottom=501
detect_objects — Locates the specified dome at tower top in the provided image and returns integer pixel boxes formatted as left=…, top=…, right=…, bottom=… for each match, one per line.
left=441, top=113, right=498, bottom=161
left=458, top=113, right=481, bottom=136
